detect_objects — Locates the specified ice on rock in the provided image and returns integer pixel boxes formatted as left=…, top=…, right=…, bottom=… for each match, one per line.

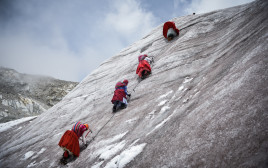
left=158, top=100, right=168, bottom=106
left=0, top=1, right=267, bottom=167
left=104, top=143, right=147, bottom=168
left=22, top=151, right=34, bottom=160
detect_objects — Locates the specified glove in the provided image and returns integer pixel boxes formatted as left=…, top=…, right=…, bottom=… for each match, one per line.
left=85, top=143, right=88, bottom=147
left=128, top=94, right=131, bottom=97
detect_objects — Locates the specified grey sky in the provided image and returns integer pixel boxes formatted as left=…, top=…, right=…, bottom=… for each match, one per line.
left=0, top=0, right=253, bottom=82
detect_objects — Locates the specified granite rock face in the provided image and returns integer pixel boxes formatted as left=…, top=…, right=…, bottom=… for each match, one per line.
left=0, top=0, right=267, bottom=167
left=0, top=67, right=78, bottom=123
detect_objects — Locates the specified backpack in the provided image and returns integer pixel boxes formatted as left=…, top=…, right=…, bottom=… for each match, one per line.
left=115, top=82, right=125, bottom=89
left=72, top=121, right=82, bottom=135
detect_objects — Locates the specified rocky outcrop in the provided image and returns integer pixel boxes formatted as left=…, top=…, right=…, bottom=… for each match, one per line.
left=0, top=67, right=78, bottom=123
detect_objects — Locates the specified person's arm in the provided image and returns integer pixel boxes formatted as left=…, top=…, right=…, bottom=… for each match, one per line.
left=124, top=86, right=131, bottom=97
left=82, top=130, right=87, bottom=145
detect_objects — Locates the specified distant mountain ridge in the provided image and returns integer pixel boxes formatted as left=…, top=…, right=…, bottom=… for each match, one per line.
left=0, top=67, right=78, bottom=123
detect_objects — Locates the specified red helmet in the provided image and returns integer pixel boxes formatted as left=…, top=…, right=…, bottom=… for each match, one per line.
left=123, top=79, right=128, bottom=85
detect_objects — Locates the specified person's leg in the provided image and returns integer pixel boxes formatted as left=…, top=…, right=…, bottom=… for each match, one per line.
left=60, top=149, right=69, bottom=165
left=120, top=102, right=127, bottom=109
left=120, top=98, right=128, bottom=109
left=141, top=70, right=145, bottom=79
left=63, top=150, right=69, bottom=158
left=113, top=101, right=119, bottom=112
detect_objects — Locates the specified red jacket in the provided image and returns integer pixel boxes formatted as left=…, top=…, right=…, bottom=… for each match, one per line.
left=163, top=21, right=180, bottom=39
left=136, top=60, right=151, bottom=78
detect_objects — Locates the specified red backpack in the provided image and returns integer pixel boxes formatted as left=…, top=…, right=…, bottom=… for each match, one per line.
left=115, top=82, right=125, bottom=89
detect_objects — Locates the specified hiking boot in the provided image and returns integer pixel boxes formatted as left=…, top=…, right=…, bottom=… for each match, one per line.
left=121, top=103, right=127, bottom=109
left=60, top=158, right=67, bottom=165
left=113, top=105, right=116, bottom=112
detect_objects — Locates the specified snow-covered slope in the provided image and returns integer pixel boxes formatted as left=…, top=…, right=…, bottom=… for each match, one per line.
left=0, top=0, right=267, bottom=167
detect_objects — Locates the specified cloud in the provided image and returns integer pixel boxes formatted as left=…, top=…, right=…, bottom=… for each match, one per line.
left=185, top=0, right=254, bottom=14
left=0, top=0, right=252, bottom=82
left=0, top=0, right=158, bottom=82
left=104, top=0, right=157, bottom=44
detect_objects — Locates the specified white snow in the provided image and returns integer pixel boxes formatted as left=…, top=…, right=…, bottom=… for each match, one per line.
left=146, top=110, right=156, bottom=119
left=183, top=77, right=193, bottom=83
left=91, top=161, right=104, bottom=168
left=158, top=100, right=168, bottom=106
left=0, top=116, right=37, bottom=133
left=27, top=161, right=37, bottom=168
left=178, top=85, right=184, bottom=91
left=32, top=148, right=46, bottom=159
left=104, top=143, right=147, bottom=168
left=158, top=91, right=173, bottom=100
left=96, top=131, right=128, bottom=147
left=22, top=151, right=34, bottom=160
left=96, top=140, right=126, bottom=160
left=147, top=114, right=173, bottom=136
left=159, top=106, right=170, bottom=114
left=125, top=117, right=138, bottom=124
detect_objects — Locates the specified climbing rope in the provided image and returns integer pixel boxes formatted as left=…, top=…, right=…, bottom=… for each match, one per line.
left=86, top=112, right=116, bottom=143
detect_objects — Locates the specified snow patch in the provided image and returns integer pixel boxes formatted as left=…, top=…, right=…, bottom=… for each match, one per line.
left=147, top=112, right=175, bottom=136
left=146, top=110, right=156, bottom=119
left=96, top=140, right=126, bottom=160
left=27, top=161, right=37, bottom=168
left=0, top=116, right=37, bottom=133
left=130, top=139, right=140, bottom=147
left=183, top=98, right=189, bottom=103
left=160, top=106, right=170, bottom=114
left=125, top=117, right=138, bottom=124
left=178, top=85, right=184, bottom=91
left=104, top=143, right=147, bottom=168
left=183, top=77, right=193, bottom=83
left=158, top=91, right=173, bottom=100
left=158, top=100, right=168, bottom=106
left=17, top=126, right=23, bottom=130
left=97, top=131, right=128, bottom=147
left=92, top=161, right=104, bottom=168
left=22, top=151, right=35, bottom=160
left=32, top=148, right=46, bottom=159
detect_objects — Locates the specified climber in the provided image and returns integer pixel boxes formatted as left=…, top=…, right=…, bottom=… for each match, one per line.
left=163, top=21, right=180, bottom=41
left=58, top=122, right=92, bottom=165
left=136, top=54, right=152, bottom=79
left=111, top=80, right=131, bottom=112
